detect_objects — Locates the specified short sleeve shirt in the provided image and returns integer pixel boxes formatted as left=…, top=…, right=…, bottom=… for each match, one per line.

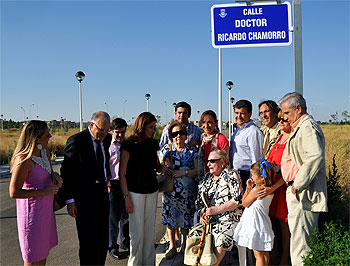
left=121, top=138, right=160, bottom=194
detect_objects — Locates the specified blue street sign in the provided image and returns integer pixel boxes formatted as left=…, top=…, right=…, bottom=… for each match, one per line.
left=211, top=2, right=292, bottom=48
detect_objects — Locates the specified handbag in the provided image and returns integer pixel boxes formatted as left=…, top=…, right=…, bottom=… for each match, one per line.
left=50, top=164, right=66, bottom=211
left=157, top=144, right=174, bottom=192
left=184, top=223, right=217, bottom=266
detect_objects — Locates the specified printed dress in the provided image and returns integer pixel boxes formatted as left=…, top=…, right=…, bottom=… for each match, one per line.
left=16, top=153, right=58, bottom=262
left=197, top=168, right=243, bottom=251
left=233, top=194, right=274, bottom=251
left=162, top=145, right=198, bottom=229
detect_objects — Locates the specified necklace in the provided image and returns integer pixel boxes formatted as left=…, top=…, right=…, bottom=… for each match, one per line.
left=31, top=149, right=52, bottom=174
left=275, top=136, right=288, bottom=151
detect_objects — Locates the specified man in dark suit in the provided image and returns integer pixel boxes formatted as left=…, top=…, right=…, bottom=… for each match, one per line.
left=61, top=111, right=112, bottom=265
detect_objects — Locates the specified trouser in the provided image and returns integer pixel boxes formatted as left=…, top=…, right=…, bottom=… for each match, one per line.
left=286, top=187, right=319, bottom=266
left=238, top=170, right=250, bottom=191
left=76, top=183, right=109, bottom=265
left=109, top=180, right=130, bottom=250
left=128, top=191, right=158, bottom=266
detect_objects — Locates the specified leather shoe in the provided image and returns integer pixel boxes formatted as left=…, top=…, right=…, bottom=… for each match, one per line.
left=109, top=249, right=127, bottom=260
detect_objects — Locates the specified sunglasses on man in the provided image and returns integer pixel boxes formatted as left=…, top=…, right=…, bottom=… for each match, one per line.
left=171, top=129, right=187, bottom=138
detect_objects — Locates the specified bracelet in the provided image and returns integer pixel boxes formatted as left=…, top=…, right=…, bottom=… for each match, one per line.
left=123, top=194, right=129, bottom=199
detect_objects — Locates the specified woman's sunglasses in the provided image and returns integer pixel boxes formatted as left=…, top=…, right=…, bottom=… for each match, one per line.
left=207, top=159, right=221, bottom=164
left=171, top=129, right=187, bottom=138
left=277, top=117, right=288, bottom=123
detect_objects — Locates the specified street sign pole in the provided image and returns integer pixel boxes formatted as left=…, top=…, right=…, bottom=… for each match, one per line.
left=293, top=0, right=303, bottom=95
left=218, top=48, right=222, bottom=132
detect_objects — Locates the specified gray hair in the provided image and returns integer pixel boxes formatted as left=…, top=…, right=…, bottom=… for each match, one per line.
left=90, top=111, right=110, bottom=123
left=279, top=92, right=307, bottom=112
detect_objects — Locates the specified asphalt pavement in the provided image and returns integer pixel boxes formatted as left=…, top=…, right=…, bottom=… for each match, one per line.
left=0, top=163, right=241, bottom=266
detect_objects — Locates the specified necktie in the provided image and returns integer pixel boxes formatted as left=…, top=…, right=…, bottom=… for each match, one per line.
left=262, top=130, right=270, bottom=158
left=94, top=139, right=105, bottom=183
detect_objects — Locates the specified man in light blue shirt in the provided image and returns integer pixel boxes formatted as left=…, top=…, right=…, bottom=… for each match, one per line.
left=159, top=101, right=202, bottom=156
left=230, top=99, right=263, bottom=190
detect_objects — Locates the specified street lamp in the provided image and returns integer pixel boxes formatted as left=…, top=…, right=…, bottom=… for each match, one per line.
left=164, top=101, right=168, bottom=125
left=172, top=102, right=177, bottom=120
left=231, top=97, right=235, bottom=135
left=145, top=93, right=151, bottom=112
left=197, top=110, right=200, bottom=126
left=123, top=100, right=127, bottom=118
left=20, top=107, right=26, bottom=122
left=1, top=114, right=3, bottom=131
left=29, top=103, right=34, bottom=120
left=104, top=102, right=108, bottom=113
left=75, top=71, right=85, bottom=131
left=226, top=81, right=234, bottom=140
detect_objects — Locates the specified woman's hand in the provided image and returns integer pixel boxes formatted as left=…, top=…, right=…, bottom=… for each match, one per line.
left=52, top=172, right=63, bottom=188
left=125, top=197, right=134, bottom=213
left=246, top=178, right=255, bottom=189
left=205, top=206, right=219, bottom=216
left=258, top=186, right=273, bottom=198
left=163, top=158, right=171, bottom=168
left=200, top=212, right=210, bottom=225
left=43, top=185, right=59, bottom=195
left=172, top=170, right=184, bottom=178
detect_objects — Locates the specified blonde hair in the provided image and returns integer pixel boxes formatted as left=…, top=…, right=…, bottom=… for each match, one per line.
left=210, top=149, right=229, bottom=167
left=250, top=160, right=274, bottom=187
left=10, top=120, right=48, bottom=172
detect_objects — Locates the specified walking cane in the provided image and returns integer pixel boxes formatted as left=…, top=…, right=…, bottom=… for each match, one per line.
left=195, top=192, right=211, bottom=266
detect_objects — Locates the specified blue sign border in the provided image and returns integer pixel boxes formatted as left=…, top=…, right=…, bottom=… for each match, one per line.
left=211, top=2, right=292, bottom=48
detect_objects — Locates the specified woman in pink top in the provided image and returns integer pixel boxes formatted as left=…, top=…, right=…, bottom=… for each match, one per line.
left=9, top=121, right=62, bottom=265
left=198, top=110, right=229, bottom=176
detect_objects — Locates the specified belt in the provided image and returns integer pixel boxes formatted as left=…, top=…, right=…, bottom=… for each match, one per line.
left=286, top=180, right=294, bottom=187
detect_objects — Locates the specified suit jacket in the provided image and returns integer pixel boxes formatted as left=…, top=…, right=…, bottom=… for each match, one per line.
left=60, top=129, right=112, bottom=212
left=286, top=115, right=328, bottom=212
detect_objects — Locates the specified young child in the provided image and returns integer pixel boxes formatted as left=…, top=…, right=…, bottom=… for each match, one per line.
left=233, top=157, right=275, bottom=266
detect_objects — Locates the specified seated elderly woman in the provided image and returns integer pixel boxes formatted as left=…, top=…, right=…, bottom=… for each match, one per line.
left=198, top=149, right=243, bottom=266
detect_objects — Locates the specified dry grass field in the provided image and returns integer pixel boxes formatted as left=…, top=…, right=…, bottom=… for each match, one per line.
left=1, top=124, right=349, bottom=194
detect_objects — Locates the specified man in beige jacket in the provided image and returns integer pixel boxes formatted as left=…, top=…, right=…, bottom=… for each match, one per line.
left=279, top=92, right=328, bottom=266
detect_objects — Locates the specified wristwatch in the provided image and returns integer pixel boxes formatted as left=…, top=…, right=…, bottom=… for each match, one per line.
left=185, top=170, right=189, bottom=176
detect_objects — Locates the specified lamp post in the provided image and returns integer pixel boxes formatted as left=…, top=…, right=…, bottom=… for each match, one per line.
left=123, top=100, right=127, bottom=118
left=29, top=103, right=34, bottom=120
left=1, top=114, right=3, bottom=131
left=231, top=97, right=235, bottom=135
left=172, top=102, right=177, bottom=120
left=104, top=102, right=108, bottom=113
left=164, top=101, right=168, bottom=125
left=145, top=93, right=151, bottom=112
left=197, top=110, right=200, bottom=126
left=75, top=71, right=85, bottom=132
left=226, top=81, right=234, bottom=140
left=20, top=107, right=26, bottom=122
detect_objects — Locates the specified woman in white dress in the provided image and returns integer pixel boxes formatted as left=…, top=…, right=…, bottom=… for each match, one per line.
left=233, top=158, right=275, bottom=266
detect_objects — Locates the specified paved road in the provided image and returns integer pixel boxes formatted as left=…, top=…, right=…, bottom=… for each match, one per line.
left=0, top=163, right=242, bottom=266
left=0, top=164, right=166, bottom=266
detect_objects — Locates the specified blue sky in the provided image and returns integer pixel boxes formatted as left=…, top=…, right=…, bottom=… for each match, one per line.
left=1, top=0, right=349, bottom=124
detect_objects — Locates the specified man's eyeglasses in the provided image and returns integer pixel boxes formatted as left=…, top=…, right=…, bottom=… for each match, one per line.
left=171, top=130, right=187, bottom=138
left=207, top=159, right=221, bottom=164
left=277, top=117, right=288, bottom=123
left=93, top=122, right=109, bottom=133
